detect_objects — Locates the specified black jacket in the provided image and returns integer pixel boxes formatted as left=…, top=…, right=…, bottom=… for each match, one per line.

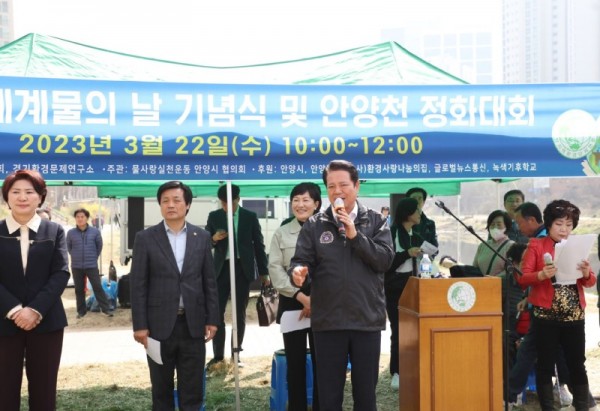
left=386, top=224, right=424, bottom=275
left=206, top=207, right=268, bottom=282
left=412, top=212, right=437, bottom=249
left=289, top=202, right=394, bottom=332
left=0, top=220, right=69, bottom=336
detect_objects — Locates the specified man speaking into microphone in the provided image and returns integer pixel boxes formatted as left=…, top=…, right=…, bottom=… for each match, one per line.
left=289, top=159, right=394, bottom=411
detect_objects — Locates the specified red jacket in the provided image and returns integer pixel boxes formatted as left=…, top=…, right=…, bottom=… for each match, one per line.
left=518, top=236, right=596, bottom=309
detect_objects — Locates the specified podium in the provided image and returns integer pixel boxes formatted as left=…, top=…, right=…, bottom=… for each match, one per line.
left=398, top=277, right=503, bottom=411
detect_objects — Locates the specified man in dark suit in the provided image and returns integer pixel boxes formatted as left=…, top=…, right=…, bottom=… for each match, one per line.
left=131, top=181, right=219, bottom=410
left=205, top=184, right=269, bottom=368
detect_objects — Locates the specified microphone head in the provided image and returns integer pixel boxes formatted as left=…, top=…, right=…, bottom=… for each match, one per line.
left=543, top=252, right=553, bottom=265
left=333, top=198, right=345, bottom=212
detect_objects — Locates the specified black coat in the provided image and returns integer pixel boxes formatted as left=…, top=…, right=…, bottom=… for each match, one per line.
left=130, top=222, right=219, bottom=340
left=0, top=219, right=69, bottom=336
left=206, top=207, right=268, bottom=282
left=386, top=224, right=424, bottom=275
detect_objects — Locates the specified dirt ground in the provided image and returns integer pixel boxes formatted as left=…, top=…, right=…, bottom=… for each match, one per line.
left=61, top=287, right=600, bottom=410
left=61, top=286, right=260, bottom=329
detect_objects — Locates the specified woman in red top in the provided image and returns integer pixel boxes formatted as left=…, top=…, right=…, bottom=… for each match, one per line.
left=517, top=199, right=596, bottom=411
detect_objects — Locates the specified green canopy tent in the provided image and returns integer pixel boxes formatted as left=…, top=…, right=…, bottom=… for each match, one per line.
left=0, top=33, right=467, bottom=85
left=0, top=33, right=481, bottom=197
left=0, top=34, right=523, bottom=411
left=64, top=179, right=462, bottom=198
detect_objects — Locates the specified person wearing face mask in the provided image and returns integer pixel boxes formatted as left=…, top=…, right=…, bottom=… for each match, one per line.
left=472, top=210, right=514, bottom=276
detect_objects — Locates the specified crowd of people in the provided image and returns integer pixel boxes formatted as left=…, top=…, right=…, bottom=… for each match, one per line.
left=1, top=165, right=598, bottom=411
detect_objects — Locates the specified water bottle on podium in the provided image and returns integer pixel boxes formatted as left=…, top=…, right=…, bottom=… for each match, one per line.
left=419, top=254, right=432, bottom=278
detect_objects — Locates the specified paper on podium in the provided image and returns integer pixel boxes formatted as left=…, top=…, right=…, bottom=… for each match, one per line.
left=554, top=234, right=596, bottom=285
left=146, top=337, right=163, bottom=364
left=280, top=310, right=311, bottom=333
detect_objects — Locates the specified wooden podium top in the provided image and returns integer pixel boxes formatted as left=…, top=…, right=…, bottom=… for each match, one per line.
left=398, top=276, right=501, bottom=317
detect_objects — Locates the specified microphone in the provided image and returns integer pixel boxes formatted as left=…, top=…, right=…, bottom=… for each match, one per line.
left=543, top=252, right=556, bottom=283
left=543, top=252, right=553, bottom=266
left=434, top=200, right=450, bottom=213
left=333, top=198, right=346, bottom=239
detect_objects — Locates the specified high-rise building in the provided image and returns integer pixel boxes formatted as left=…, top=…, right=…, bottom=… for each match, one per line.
left=0, top=0, right=14, bottom=46
left=381, top=1, right=503, bottom=84
left=381, top=27, right=502, bottom=84
left=503, top=0, right=600, bottom=83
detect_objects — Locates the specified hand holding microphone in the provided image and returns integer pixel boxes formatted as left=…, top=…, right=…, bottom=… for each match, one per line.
left=540, top=252, right=557, bottom=282
left=333, top=198, right=347, bottom=240
left=334, top=198, right=358, bottom=240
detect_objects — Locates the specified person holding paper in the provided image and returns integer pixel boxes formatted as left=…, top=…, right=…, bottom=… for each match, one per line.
left=130, top=181, right=219, bottom=410
left=269, top=182, right=321, bottom=411
left=517, top=199, right=596, bottom=411
left=406, top=187, right=438, bottom=256
left=384, top=197, right=424, bottom=390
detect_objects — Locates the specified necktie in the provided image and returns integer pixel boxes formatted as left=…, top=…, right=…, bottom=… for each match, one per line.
left=233, top=218, right=238, bottom=259
left=20, top=225, right=29, bottom=273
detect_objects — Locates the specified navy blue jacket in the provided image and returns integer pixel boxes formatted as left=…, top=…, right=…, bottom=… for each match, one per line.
left=67, top=224, right=103, bottom=269
left=0, top=220, right=70, bottom=336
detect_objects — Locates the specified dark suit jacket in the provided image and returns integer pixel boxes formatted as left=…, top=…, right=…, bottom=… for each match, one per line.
left=206, top=207, right=268, bottom=282
left=130, top=222, right=219, bottom=340
left=0, top=220, right=70, bottom=336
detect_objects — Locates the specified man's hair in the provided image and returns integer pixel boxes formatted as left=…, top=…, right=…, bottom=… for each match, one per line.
left=322, top=160, right=359, bottom=185
left=506, top=242, right=527, bottom=264
left=36, top=208, right=52, bottom=220
left=73, top=208, right=90, bottom=218
left=406, top=187, right=428, bottom=201
left=156, top=181, right=193, bottom=208
left=515, top=202, right=542, bottom=223
left=217, top=184, right=240, bottom=202
left=503, top=189, right=524, bottom=203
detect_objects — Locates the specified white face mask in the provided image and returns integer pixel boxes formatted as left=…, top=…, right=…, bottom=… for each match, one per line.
left=489, top=227, right=506, bottom=241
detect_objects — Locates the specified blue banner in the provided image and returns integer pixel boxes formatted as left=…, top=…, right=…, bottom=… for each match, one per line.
left=1, top=76, right=599, bottom=180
